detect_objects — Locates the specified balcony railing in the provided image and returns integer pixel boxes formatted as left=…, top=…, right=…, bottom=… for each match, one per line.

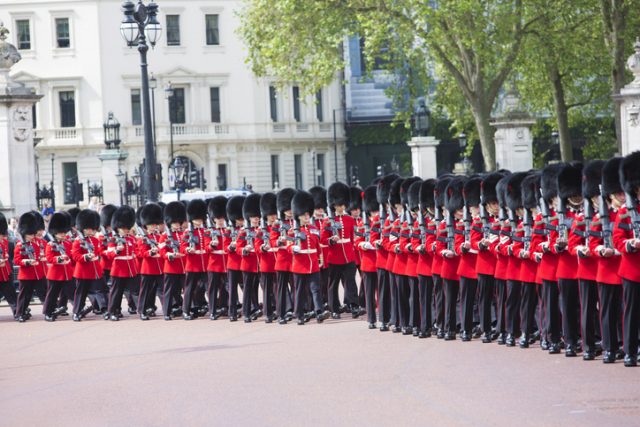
left=54, top=128, right=77, bottom=139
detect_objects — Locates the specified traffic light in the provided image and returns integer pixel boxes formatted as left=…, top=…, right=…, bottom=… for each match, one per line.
left=188, top=168, right=200, bottom=189
left=376, top=165, right=385, bottom=177
left=200, top=167, right=207, bottom=190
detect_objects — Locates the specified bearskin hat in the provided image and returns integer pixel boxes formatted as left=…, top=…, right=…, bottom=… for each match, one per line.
left=582, top=160, right=605, bottom=199
left=140, top=203, right=163, bottom=226
left=435, top=176, right=452, bottom=208
left=348, top=186, right=363, bottom=212
left=521, top=172, right=541, bottom=210
left=277, top=188, right=296, bottom=214
left=292, top=191, right=315, bottom=218
left=208, top=196, right=227, bottom=220
left=309, top=186, right=327, bottom=211
left=376, top=174, right=400, bottom=205
left=31, top=211, right=45, bottom=231
left=419, top=179, right=436, bottom=209
left=328, top=182, right=350, bottom=208
left=76, top=209, right=100, bottom=231
left=400, top=177, right=421, bottom=206
left=66, top=207, right=80, bottom=227
left=481, top=172, right=505, bottom=204
left=602, top=157, right=623, bottom=197
left=620, top=151, right=640, bottom=196
left=164, top=201, right=187, bottom=225
left=112, top=206, right=136, bottom=230
left=445, top=177, right=466, bottom=212
left=260, top=193, right=277, bottom=217
left=389, top=178, right=405, bottom=206
left=541, top=163, right=564, bottom=202
left=506, top=172, right=528, bottom=212
left=243, top=193, right=262, bottom=221
left=0, top=212, right=7, bottom=235
left=408, top=180, right=422, bottom=211
left=463, top=177, right=482, bottom=207
left=48, top=212, right=71, bottom=236
left=363, top=185, right=378, bottom=214
left=100, top=204, right=117, bottom=229
left=496, top=175, right=510, bottom=209
left=18, top=212, right=38, bottom=237
left=187, top=199, right=207, bottom=222
left=557, top=163, right=583, bottom=200
left=226, top=196, right=246, bottom=223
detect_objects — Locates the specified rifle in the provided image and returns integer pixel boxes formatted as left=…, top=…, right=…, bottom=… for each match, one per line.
left=462, top=205, right=471, bottom=244
left=598, top=185, right=613, bottom=249
left=479, top=194, right=491, bottom=240
left=325, top=204, right=342, bottom=236
left=387, top=202, right=396, bottom=223
left=445, top=210, right=455, bottom=252
left=379, top=203, right=386, bottom=222
left=557, top=198, right=569, bottom=242
left=523, top=208, right=533, bottom=252
left=77, top=230, right=95, bottom=255
left=259, top=217, right=271, bottom=248
left=625, top=192, right=640, bottom=239
left=164, top=227, right=181, bottom=254
left=183, top=222, right=198, bottom=251
left=362, top=210, right=371, bottom=242
left=276, top=211, right=291, bottom=241
left=539, top=188, right=551, bottom=226
left=46, top=232, right=67, bottom=257
left=583, top=198, right=594, bottom=248
left=206, top=218, right=221, bottom=246
left=418, top=203, right=427, bottom=246
left=292, top=217, right=306, bottom=246
left=136, top=224, right=159, bottom=251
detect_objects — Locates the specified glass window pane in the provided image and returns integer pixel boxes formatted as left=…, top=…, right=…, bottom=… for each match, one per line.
left=316, top=90, right=323, bottom=122
left=131, top=89, right=142, bottom=125
left=270, top=155, right=279, bottom=188
left=16, top=20, right=30, bottom=50
left=294, top=154, right=303, bottom=189
left=269, top=86, right=278, bottom=122
left=166, top=15, right=180, bottom=46
left=169, top=88, right=186, bottom=124
left=205, top=14, right=219, bottom=45
left=317, top=154, right=325, bottom=187
left=55, top=18, right=70, bottom=48
left=292, top=86, right=301, bottom=122
left=59, top=91, right=75, bottom=128
left=210, top=87, right=221, bottom=123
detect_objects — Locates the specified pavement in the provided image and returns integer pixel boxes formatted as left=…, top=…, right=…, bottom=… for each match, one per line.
left=0, top=305, right=638, bottom=427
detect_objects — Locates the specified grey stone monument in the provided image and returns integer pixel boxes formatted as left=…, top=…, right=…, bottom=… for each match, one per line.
left=617, top=38, right=640, bottom=155
left=491, top=87, right=535, bottom=172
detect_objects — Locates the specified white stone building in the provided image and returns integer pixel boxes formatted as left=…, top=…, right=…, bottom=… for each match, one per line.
left=0, top=0, right=347, bottom=207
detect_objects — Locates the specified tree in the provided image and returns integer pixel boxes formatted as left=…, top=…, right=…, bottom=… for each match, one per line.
left=238, top=0, right=543, bottom=171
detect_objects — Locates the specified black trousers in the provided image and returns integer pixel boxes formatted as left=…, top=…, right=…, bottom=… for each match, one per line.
left=495, top=279, right=507, bottom=335
left=538, top=283, right=547, bottom=342
left=358, top=268, right=366, bottom=307
left=520, top=282, right=538, bottom=337
left=139, top=275, right=162, bottom=315
left=261, top=272, right=276, bottom=318
left=477, top=274, right=494, bottom=334
left=276, top=271, right=292, bottom=319
left=598, top=283, right=621, bottom=353
left=361, top=271, right=378, bottom=324
left=543, top=280, right=562, bottom=344
left=73, top=279, right=101, bottom=315
left=16, top=279, right=43, bottom=317
left=242, top=272, right=260, bottom=318
left=623, top=279, right=640, bottom=356
left=559, top=278, right=580, bottom=347
left=319, top=267, right=329, bottom=305
left=506, top=280, right=521, bottom=336
left=434, top=274, right=445, bottom=331
left=57, top=280, right=76, bottom=311
left=44, top=280, right=71, bottom=316
left=293, top=272, right=323, bottom=318
left=408, top=276, right=420, bottom=329
left=207, top=272, right=224, bottom=316
left=183, top=272, right=207, bottom=315
left=579, top=279, right=600, bottom=352
left=88, top=278, right=108, bottom=312
left=377, top=268, right=390, bottom=324
left=125, top=276, right=139, bottom=311
left=0, top=280, right=17, bottom=315
left=395, top=274, right=410, bottom=328
left=33, top=279, right=46, bottom=303
left=460, top=276, right=477, bottom=334
left=108, top=276, right=137, bottom=315
left=418, top=274, right=433, bottom=333
left=328, top=262, right=359, bottom=312
left=443, top=279, right=459, bottom=334
left=163, top=274, right=185, bottom=316
left=227, top=269, right=243, bottom=317
left=389, top=272, right=399, bottom=327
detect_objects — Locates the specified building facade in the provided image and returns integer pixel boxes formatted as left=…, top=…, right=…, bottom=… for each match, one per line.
left=0, top=0, right=346, bottom=207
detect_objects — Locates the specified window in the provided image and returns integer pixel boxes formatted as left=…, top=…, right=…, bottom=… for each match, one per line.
left=210, top=87, right=221, bottom=123
left=16, top=19, right=31, bottom=50
left=205, top=14, right=219, bottom=45
left=169, top=88, right=186, bottom=124
left=270, top=155, right=279, bottom=189
left=317, top=153, right=325, bottom=187
left=294, top=154, right=303, bottom=189
left=217, top=164, right=227, bottom=190
left=59, top=91, right=75, bottom=128
left=292, top=86, right=301, bottom=122
left=316, top=90, right=324, bottom=122
left=32, top=104, right=37, bottom=129
left=269, top=86, right=278, bottom=122
left=62, top=162, right=78, bottom=204
left=166, top=15, right=180, bottom=46
left=131, top=89, right=142, bottom=125
left=55, top=18, right=70, bottom=48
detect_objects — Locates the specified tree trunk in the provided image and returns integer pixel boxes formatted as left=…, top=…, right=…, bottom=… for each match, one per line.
left=548, top=64, right=573, bottom=162
left=469, top=99, right=496, bottom=171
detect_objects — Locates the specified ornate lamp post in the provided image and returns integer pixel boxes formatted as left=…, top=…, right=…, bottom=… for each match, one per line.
left=120, top=0, right=161, bottom=202
left=165, top=81, right=175, bottom=169
left=149, top=72, right=157, bottom=150
left=103, top=111, right=121, bottom=149
left=414, top=98, right=431, bottom=136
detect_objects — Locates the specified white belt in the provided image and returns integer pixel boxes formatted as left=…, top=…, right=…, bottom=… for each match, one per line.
left=115, top=256, right=135, bottom=260
left=191, top=250, right=206, bottom=255
left=296, top=249, right=317, bottom=254
left=212, top=250, right=225, bottom=255
left=319, top=244, right=329, bottom=248
left=336, top=238, right=351, bottom=244
left=267, top=248, right=279, bottom=253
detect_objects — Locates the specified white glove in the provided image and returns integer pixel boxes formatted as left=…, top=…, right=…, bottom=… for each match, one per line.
left=292, top=245, right=301, bottom=253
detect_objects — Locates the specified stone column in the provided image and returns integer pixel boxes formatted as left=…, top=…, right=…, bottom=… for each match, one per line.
left=491, top=89, right=534, bottom=172
left=407, top=136, right=439, bottom=179
left=98, top=149, right=129, bottom=205
left=617, top=38, right=640, bottom=155
left=0, top=24, right=43, bottom=218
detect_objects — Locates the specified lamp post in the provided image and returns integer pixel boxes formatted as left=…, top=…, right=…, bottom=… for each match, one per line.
left=414, top=98, right=431, bottom=136
left=50, top=153, right=55, bottom=210
left=103, top=111, right=121, bottom=149
left=165, top=81, right=175, bottom=172
left=120, top=0, right=162, bottom=202
left=116, top=169, right=126, bottom=206
left=131, top=167, right=141, bottom=207
left=458, top=132, right=469, bottom=173
left=172, top=156, right=186, bottom=200
left=551, top=130, right=560, bottom=161
left=149, top=72, right=157, bottom=151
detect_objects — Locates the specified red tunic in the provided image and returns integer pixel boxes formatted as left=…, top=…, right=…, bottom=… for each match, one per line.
left=568, top=212, right=598, bottom=282
left=493, top=220, right=512, bottom=281
left=355, top=216, right=377, bottom=273
left=14, top=240, right=44, bottom=281
left=236, top=227, right=260, bottom=273
left=72, top=236, right=104, bottom=280
left=589, top=209, right=621, bottom=285
left=431, top=221, right=446, bottom=277
left=435, top=219, right=460, bottom=281
left=45, top=239, right=74, bottom=281
left=107, top=235, right=138, bottom=278
left=553, top=210, right=579, bottom=280
left=160, top=230, right=186, bottom=275
left=613, top=205, right=640, bottom=282
left=472, top=215, right=499, bottom=276
left=271, top=219, right=293, bottom=272
left=400, top=218, right=418, bottom=278
left=137, top=233, right=163, bottom=276
left=321, top=214, right=356, bottom=265
left=373, top=215, right=389, bottom=270
left=99, top=232, right=113, bottom=272
left=535, top=212, right=559, bottom=282
left=0, top=238, right=10, bottom=282
left=257, top=226, right=277, bottom=274
left=414, top=217, right=435, bottom=277
left=288, top=225, right=321, bottom=274
left=205, top=228, right=226, bottom=274
left=180, top=226, right=209, bottom=273
left=224, top=226, right=243, bottom=271
left=456, top=219, right=477, bottom=280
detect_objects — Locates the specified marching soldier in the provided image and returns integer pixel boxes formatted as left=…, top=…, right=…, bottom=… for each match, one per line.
left=357, top=186, right=379, bottom=329
left=375, top=174, right=399, bottom=331
left=309, top=186, right=330, bottom=308
left=258, top=193, right=278, bottom=323
left=349, top=185, right=366, bottom=309
left=0, top=213, right=16, bottom=317
left=14, top=212, right=44, bottom=322
left=206, top=196, right=228, bottom=320
left=493, top=175, right=511, bottom=344
left=432, top=177, right=452, bottom=338
left=106, top=206, right=138, bottom=321
left=238, top=194, right=262, bottom=322
left=71, top=209, right=104, bottom=321
left=383, top=177, right=405, bottom=332
left=160, top=201, right=187, bottom=320
left=398, top=177, right=421, bottom=336
left=99, top=204, right=117, bottom=288
left=43, top=212, right=74, bottom=321
left=272, top=189, right=296, bottom=324
left=225, top=196, right=246, bottom=322
left=181, top=199, right=209, bottom=320
left=137, top=203, right=164, bottom=320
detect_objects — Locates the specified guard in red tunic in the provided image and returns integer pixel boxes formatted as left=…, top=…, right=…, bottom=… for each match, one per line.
left=432, top=177, right=452, bottom=338
left=289, top=191, right=330, bottom=325
left=613, top=151, right=640, bottom=367
left=398, top=177, right=421, bottom=336
left=136, top=203, right=164, bottom=320
left=257, top=193, right=278, bottom=322
left=322, top=182, right=360, bottom=318
left=14, top=212, right=44, bottom=322
left=71, top=210, right=104, bottom=321
left=99, top=205, right=117, bottom=289
left=238, top=194, right=262, bottom=322
left=55, top=208, right=80, bottom=315
left=106, top=206, right=138, bottom=321
left=458, top=177, right=481, bottom=341
left=357, top=186, right=380, bottom=329
left=32, top=213, right=48, bottom=306
left=382, top=177, right=405, bottom=332
left=272, top=189, right=296, bottom=324
left=309, top=186, right=330, bottom=309
left=205, top=196, right=228, bottom=320
left=225, top=196, right=246, bottom=322
left=43, top=212, right=74, bottom=321
left=0, top=213, right=16, bottom=317
left=349, top=185, right=366, bottom=310
left=492, top=175, right=512, bottom=344
left=591, top=157, right=624, bottom=363
left=181, top=199, right=209, bottom=320
left=160, top=201, right=187, bottom=320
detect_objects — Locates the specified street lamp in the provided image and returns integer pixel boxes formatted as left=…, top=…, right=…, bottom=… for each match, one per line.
left=120, top=0, right=161, bottom=202
left=116, top=169, right=126, bottom=206
left=414, top=98, right=431, bottom=137
left=149, top=72, right=157, bottom=151
left=551, top=130, right=559, bottom=146
left=458, top=132, right=469, bottom=173
left=165, top=81, right=175, bottom=169
left=103, top=112, right=121, bottom=149
left=50, top=153, right=55, bottom=210
left=458, top=132, right=467, bottom=149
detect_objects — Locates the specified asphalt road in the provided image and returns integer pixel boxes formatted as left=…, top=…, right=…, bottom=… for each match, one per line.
left=0, top=306, right=638, bottom=427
